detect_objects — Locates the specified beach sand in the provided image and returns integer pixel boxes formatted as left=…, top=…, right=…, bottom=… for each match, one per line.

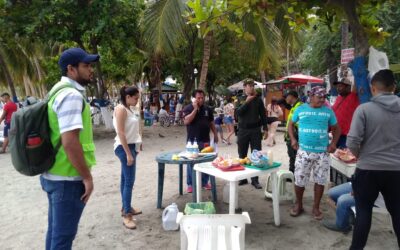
left=0, top=124, right=396, bottom=249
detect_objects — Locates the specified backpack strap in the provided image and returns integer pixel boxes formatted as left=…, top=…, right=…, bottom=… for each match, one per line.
left=48, top=82, right=87, bottom=154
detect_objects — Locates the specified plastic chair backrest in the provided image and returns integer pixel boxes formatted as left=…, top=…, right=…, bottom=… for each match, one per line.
left=176, top=212, right=251, bottom=250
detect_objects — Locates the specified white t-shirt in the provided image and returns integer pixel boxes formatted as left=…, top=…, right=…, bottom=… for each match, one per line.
left=113, top=105, right=142, bottom=150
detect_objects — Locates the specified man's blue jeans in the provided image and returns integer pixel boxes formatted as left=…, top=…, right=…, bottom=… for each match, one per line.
left=328, top=182, right=355, bottom=229
left=186, top=141, right=209, bottom=187
left=114, top=144, right=137, bottom=214
left=186, top=165, right=209, bottom=187
left=40, top=176, right=86, bottom=250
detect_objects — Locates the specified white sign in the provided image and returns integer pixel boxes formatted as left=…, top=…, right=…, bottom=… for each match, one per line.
left=341, top=48, right=355, bottom=64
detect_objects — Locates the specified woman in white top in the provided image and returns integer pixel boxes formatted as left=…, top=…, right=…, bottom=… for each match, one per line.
left=265, top=96, right=283, bottom=146
left=223, top=98, right=235, bottom=144
left=113, top=86, right=142, bottom=229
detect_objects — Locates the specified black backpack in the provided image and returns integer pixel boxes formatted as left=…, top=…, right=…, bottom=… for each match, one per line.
left=9, top=83, right=75, bottom=176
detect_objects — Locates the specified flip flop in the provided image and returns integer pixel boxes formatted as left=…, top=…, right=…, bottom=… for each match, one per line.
left=313, top=212, right=324, bottom=220
left=290, top=207, right=304, bottom=217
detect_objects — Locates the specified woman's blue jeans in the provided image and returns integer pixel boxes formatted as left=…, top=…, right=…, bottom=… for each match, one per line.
left=115, top=144, right=137, bottom=214
left=328, top=182, right=355, bottom=229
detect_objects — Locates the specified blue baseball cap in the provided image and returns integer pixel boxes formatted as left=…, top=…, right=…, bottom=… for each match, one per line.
left=58, top=48, right=100, bottom=71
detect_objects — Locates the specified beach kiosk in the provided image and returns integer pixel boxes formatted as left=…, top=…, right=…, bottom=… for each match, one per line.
left=264, top=74, right=325, bottom=122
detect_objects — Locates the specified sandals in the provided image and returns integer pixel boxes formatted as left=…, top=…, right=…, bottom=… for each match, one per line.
left=290, top=207, right=304, bottom=217
left=290, top=206, right=323, bottom=220
left=313, top=210, right=324, bottom=220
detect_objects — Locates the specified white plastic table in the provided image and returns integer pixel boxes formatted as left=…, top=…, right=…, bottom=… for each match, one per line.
left=194, top=162, right=281, bottom=226
left=330, top=154, right=356, bottom=178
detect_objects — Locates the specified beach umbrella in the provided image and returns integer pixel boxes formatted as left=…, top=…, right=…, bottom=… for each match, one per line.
left=283, top=74, right=324, bottom=83
left=228, top=80, right=264, bottom=91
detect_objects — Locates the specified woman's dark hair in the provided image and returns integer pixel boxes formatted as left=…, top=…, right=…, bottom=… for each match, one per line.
left=120, top=85, right=139, bottom=107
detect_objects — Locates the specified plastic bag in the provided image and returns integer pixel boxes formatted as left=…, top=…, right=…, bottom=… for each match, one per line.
left=368, top=46, right=389, bottom=78
left=184, top=202, right=216, bottom=215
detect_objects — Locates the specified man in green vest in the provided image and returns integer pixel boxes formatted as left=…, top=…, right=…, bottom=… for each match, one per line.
left=40, top=48, right=99, bottom=250
left=282, top=91, right=303, bottom=173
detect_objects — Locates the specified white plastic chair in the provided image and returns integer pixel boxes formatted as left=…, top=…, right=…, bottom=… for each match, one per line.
left=265, top=169, right=295, bottom=203
left=176, top=212, right=251, bottom=250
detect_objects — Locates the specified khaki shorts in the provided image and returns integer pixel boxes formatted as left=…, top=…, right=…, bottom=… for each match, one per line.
left=294, top=149, right=330, bottom=187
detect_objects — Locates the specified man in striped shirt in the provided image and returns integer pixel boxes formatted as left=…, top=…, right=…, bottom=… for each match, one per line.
left=40, top=48, right=99, bottom=250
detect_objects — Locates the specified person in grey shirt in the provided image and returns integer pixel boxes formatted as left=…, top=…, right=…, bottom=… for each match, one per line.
left=347, top=69, right=400, bottom=250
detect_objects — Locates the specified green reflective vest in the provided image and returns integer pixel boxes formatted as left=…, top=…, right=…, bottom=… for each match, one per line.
left=47, top=82, right=96, bottom=177
left=285, top=100, right=303, bottom=140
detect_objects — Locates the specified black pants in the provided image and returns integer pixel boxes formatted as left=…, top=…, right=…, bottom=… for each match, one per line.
left=286, top=140, right=297, bottom=173
left=350, top=169, right=400, bottom=250
left=237, top=128, right=262, bottom=183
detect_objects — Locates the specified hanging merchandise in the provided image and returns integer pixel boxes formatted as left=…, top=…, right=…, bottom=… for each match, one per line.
left=368, top=46, right=389, bottom=78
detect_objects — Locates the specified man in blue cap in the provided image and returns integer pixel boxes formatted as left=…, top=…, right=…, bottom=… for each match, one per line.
left=40, top=47, right=99, bottom=249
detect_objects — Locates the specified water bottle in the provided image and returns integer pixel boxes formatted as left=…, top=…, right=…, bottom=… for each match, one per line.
left=162, top=203, right=179, bottom=231
left=192, top=138, right=199, bottom=156
left=186, top=141, right=192, bottom=154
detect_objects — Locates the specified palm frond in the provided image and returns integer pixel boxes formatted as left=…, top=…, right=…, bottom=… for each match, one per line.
left=242, top=14, right=283, bottom=73
left=142, top=0, right=187, bottom=56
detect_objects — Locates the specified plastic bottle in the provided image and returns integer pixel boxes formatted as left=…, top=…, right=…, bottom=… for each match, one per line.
left=267, top=150, right=274, bottom=166
left=186, top=141, right=192, bottom=154
left=162, top=203, right=180, bottom=231
left=192, top=138, right=199, bottom=156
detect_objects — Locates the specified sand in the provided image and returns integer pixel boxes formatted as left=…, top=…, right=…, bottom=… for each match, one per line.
left=0, top=124, right=396, bottom=250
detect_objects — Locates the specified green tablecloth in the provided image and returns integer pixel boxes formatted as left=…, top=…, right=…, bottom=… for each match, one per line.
left=244, top=162, right=281, bottom=170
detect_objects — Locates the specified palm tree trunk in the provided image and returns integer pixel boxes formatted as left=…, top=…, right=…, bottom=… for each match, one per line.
left=40, top=84, right=47, bottom=98
left=23, top=74, right=31, bottom=96
left=198, top=32, right=213, bottom=90
left=149, top=53, right=162, bottom=108
left=0, top=51, right=18, bottom=101
left=183, top=30, right=197, bottom=102
left=90, top=42, right=106, bottom=99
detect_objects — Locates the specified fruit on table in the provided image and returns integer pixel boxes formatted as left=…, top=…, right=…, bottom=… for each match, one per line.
left=231, top=158, right=241, bottom=166
left=201, top=146, right=214, bottom=153
left=171, top=154, right=179, bottom=160
left=218, top=160, right=231, bottom=169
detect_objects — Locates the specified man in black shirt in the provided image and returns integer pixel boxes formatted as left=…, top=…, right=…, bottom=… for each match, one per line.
left=183, top=89, right=218, bottom=193
left=235, top=78, right=268, bottom=189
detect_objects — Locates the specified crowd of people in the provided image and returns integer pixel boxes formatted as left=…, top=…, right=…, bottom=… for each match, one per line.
left=1, top=46, right=399, bottom=250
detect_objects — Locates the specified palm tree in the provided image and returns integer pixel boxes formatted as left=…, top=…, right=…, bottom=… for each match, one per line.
left=142, top=0, right=187, bottom=97
left=0, top=49, right=17, bottom=100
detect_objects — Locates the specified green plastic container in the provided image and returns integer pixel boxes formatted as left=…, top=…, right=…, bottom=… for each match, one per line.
left=184, top=202, right=216, bottom=215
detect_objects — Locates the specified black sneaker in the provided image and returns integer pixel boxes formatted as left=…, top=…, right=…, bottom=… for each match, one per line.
left=239, top=179, right=248, bottom=185
left=251, top=181, right=262, bottom=189
left=322, top=219, right=352, bottom=234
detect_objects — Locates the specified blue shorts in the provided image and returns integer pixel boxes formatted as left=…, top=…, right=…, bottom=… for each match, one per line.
left=3, top=122, right=10, bottom=137
left=216, top=125, right=223, bottom=133
left=223, top=116, right=234, bottom=125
